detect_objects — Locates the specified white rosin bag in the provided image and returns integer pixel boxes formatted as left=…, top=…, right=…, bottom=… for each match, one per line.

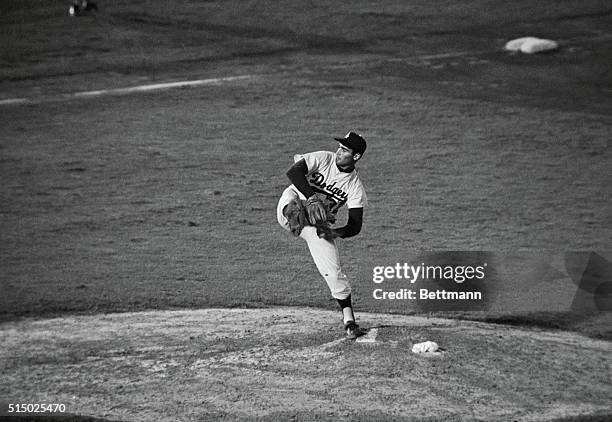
left=504, top=37, right=559, bottom=54
left=412, top=341, right=439, bottom=354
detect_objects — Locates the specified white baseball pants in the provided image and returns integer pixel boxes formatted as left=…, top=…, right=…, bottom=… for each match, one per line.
left=277, top=187, right=351, bottom=300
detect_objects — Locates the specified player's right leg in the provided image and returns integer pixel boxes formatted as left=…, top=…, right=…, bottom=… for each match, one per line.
left=276, top=187, right=301, bottom=232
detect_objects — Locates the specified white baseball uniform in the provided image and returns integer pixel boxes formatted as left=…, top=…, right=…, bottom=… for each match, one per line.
left=277, top=151, right=367, bottom=300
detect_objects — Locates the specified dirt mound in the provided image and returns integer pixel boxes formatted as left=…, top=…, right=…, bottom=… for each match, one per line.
left=1, top=307, right=610, bottom=421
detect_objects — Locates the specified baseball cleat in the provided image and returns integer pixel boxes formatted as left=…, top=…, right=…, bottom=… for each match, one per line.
left=344, top=321, right=363, bottom=340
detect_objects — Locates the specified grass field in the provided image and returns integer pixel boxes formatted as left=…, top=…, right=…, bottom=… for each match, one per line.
left=1, top=0, right=611, bottom=420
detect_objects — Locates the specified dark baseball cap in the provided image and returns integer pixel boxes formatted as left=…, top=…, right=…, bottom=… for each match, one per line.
left=334, top=131, right=367, bottom=155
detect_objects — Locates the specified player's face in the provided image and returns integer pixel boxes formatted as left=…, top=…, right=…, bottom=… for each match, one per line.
left=335, top=143, right=358, bottom=168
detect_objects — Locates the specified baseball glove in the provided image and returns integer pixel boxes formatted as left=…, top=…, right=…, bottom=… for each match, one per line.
left=307, top=195, right=337, bottom=241
left=284, top=199, right=308, bottom=237
left=305, top=196, right=328, bottom=226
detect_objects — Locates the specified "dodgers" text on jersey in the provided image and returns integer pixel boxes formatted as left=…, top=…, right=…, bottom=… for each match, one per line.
left=309, top=172, right=349, bottom=200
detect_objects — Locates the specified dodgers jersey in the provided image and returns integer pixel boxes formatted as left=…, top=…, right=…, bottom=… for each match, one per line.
left=292, top=151, right=367, bottom=215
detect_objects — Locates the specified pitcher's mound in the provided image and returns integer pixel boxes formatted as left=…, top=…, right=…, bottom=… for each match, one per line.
left=2, top=307, right=611, bottom=421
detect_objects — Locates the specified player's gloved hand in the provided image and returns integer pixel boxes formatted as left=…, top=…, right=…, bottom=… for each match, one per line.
left=305, top=196, right=328, bottom=225
left=321, top=197, right=337, bottom=224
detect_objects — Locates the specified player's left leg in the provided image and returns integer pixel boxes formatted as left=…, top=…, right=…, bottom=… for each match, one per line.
left=299, top=226, right=348, bottom=297
left=299, top=226, right=362, bottom=338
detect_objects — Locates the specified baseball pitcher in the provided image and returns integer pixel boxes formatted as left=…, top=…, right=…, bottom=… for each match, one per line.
left=277, top=131, right=367, bottom=339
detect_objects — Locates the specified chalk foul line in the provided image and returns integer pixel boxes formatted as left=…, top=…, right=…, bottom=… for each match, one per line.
left=0, top=75, right=253, bottom=106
